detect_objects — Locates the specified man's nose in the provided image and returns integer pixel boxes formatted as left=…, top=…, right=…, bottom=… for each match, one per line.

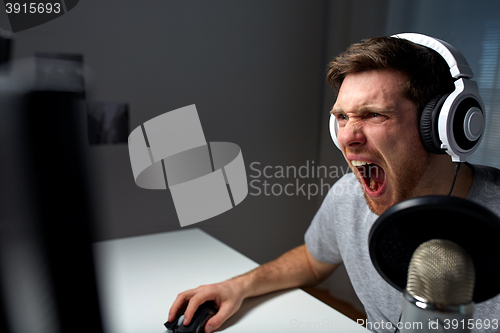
left=337, top=120, right=367, bottom=149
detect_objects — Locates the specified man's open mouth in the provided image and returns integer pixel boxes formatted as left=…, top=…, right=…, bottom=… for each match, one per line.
left=351, top=160, right=386, bottom=195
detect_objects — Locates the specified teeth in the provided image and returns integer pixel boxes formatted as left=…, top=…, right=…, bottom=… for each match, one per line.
left=351, top=160, right=373, bottom=167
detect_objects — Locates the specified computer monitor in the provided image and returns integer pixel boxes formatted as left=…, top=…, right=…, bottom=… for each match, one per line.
left=0, top=60, right=104, bottom=333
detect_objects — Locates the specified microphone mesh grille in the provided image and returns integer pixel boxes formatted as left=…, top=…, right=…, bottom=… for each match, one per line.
left=407, top=239, right=475, bottom=305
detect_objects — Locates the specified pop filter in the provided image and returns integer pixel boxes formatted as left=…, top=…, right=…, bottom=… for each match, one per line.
left=369, top=195, right=500, bottom=303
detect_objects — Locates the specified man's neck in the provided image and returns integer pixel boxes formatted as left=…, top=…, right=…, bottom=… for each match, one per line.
left=448, top=162, right=474, bottom=198
left=419, top=157, right=474, bottom=198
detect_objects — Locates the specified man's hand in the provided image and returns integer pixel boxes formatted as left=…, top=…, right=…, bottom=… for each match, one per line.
left=168, top=278, right=245, bottom=333
left=167, top=244, right=338, bottom=333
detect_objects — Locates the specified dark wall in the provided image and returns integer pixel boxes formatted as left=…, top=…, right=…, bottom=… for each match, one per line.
left=3, top=1, right=339, bottom=265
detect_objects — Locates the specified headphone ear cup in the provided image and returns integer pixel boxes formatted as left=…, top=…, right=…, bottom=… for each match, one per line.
left=329, top=114, right=341, bottom=150
left=451, top=96, right=485, bottom=153
left=420, top=95, right=449, bottom=154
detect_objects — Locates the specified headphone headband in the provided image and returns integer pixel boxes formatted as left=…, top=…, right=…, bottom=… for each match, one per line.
left=391, top=33, right=474, bottom=79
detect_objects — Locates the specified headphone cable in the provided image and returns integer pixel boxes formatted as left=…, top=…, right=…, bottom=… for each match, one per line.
left=393, top=311, right=403, bottom=333
left=447, top=162, right=462, bottom=196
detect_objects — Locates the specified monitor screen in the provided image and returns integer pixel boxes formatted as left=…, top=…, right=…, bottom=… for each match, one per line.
left=0, top=60, right=104, bottom=333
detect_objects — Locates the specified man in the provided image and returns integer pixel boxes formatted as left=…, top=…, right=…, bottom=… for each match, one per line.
left=168, top=36, right=500, bottom=333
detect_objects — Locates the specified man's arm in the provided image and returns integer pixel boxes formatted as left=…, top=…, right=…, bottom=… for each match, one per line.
left=168, top=244, right=339, bottom=333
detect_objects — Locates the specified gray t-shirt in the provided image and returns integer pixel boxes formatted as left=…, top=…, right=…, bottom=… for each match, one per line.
left=305, top=164, right=500, bottom=333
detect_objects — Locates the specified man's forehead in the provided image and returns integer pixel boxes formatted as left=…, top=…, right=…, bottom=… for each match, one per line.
left=332, top=70, right=412, bottom=112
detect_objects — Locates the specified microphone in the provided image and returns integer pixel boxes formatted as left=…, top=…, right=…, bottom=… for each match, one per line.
left=400, top=239, right=475, bottom=332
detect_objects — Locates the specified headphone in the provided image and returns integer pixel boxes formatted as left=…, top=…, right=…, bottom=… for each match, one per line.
left=329, top=33, right=485, bottom=162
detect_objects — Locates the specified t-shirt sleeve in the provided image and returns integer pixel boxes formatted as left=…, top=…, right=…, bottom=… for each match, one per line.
left=304, top=181, right=344, bottom=265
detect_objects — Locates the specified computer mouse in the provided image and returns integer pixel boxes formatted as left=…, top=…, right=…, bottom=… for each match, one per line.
left=165, top=301, right=218, bottom=333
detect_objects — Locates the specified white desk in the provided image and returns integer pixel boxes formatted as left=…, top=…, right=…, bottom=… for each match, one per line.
left=93, top=229, right=368, bottom=332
